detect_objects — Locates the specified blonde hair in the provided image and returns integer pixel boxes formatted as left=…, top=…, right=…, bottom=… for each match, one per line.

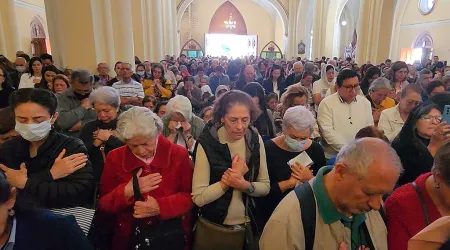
left=280, top=84, right=310, bottom=117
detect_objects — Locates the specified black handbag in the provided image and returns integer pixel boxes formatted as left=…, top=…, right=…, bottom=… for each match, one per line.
left=129, top=169, right=186, bottom=250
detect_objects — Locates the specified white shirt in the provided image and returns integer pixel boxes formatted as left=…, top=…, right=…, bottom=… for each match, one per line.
left=317, top=93, right=374, bottom=158
left=378, top=104, right=404, bottom=142
left=112, top=79, right=145, bottom=98
left=18, top=73, right=41, bottom=89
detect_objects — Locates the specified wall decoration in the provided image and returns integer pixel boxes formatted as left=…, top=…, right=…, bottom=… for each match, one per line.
left=297, top=41, right=306, bottom=55
left=418, top=0, right=436, bottom=15
left=260, top=41, right=283, bottom=59
left=181, top=39, right=204, bottom=58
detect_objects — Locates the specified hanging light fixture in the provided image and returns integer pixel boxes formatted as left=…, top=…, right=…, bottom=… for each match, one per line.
left=341, top=20, right=347, bottom=26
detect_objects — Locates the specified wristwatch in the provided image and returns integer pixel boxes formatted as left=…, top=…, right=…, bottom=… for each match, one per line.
left=248, top=183, right=255, bottom=194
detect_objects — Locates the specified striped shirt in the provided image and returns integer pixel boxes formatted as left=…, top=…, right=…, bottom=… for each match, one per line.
left=112, top=79, right=145, bottom=98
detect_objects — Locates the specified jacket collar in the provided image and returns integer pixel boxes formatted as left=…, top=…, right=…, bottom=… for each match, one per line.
left=122, top=135, right=172, bottom=172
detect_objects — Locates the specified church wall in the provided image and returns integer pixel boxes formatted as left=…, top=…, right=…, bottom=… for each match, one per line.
left=14, top=4, right=48, bottom=56
left=398, top=0, right=450, bottom=61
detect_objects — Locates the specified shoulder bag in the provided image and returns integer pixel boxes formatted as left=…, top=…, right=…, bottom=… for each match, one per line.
left=129, top=168, right=186, bottom=250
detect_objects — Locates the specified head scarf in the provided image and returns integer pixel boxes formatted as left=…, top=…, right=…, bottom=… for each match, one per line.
left=166, top=95, right=193, bottom=121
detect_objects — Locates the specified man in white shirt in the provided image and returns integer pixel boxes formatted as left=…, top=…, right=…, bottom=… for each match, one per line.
left=318, top=69, right=374, bottom=159
left=112, top=63, right=144, bottom=106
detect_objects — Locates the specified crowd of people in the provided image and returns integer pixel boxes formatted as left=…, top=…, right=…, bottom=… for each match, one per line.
left=0, top=51, right=449, bottom=250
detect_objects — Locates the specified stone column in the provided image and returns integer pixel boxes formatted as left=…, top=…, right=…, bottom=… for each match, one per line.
left=312, top=0, right=325, bottom=58
left=356, top=0, right=384, bottom=64
left=110, top=0, right=135, bottom=66
left=0, top=0, right=22, bottom=58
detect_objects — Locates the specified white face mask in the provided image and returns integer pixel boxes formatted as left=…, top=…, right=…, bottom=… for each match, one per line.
left=15, top=119, right=52, bottom=142
left=16, top=66, right=27, bottom=73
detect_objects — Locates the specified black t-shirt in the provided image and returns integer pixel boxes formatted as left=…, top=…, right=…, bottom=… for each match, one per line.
left=253, top=139, right=326, bottom=229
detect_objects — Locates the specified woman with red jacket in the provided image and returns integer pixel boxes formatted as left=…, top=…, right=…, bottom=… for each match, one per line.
left=385, top=141, right=450, bottom=250
left=97, top=106, right=193, bottom=250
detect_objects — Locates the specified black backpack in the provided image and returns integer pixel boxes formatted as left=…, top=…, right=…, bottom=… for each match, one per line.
left=294, top=183, right=387, bottom=250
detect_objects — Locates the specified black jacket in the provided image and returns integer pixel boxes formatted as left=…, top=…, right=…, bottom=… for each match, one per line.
left=392, top=108, right=434, bottom=186
left=0, top=82, right=15, bottom=109
left=0, top=130, right=94, bottom=208
left=79, top=119, right=123, bottom=182
left=262, top=78, right=286, bottom=96
left=14, top=209, right=93, bottom=250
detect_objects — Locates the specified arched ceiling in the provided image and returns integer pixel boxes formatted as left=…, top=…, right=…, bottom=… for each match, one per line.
left=177, top=0, right=289, bottom=36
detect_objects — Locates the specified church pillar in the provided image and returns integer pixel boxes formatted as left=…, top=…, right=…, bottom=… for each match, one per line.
left=286, top=0, right=298, bottom=60
left=0, top=0, right=22, bottom=58
left=110, top=0, right=135, bottom=66
left=172, top=0, right=180, bottom=56
left=162, top=0, right=174, bottom=56
left=356, top=0, right=384, bottom=64
left=312, top=0, right=325, bottom=59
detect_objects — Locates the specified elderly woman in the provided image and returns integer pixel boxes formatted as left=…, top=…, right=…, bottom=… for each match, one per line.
left=192, top=90, right=270, bottom=250
left=142, top=63, right=172, bottom=101
left=393, top=103, right=450, bottom=185
left=97, top=107, right=193, bottom=250
left=79, top=87, right=124, bottom=183
left=386, top=142, right=450, bottom=250
left=0, top=172, right=93, bottom=250
left=162, top=95, right=204, bottom=152
left=0, top=88, right=94, bottom=208
left=366, top=77, right=396, bottom=125
left=51, top=74, right=70, bottom=94
left=379, top=83, right=423, bottom=142
left=255, top=106, right=325, bottom=229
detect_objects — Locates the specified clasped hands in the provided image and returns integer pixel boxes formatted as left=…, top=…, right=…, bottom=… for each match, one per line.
left=93, top=129, right=115, bottom=147
left=288, top=162, right=314, bottom=187
left=220, top=155, right=251, bottom=192
left=124, top=168, right=162, bottom=219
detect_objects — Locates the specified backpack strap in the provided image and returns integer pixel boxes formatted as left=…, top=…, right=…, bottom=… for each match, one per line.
left=294, top=182, right=316, bottom=250
left=412, top=181, right=430, bottom=226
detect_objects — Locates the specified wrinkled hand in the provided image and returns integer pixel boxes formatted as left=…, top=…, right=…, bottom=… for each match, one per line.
left=231, top=155, right=248, bottom=176
left=133, top=195, right=160, bottom=218
left=124, top=169, right=162, bottom=200
left=0, top=163, right=28, bottom=189
left=50, top=149, right=88, bottom=180
left=221, top=168, right=251, bottom=192
left=94, top=129, right=113, bottom=142
left=81, top=98, right=92, bottom=109
left=168, top=121, right=179, bottom=135
left=291, top=162, right=313, bottom=183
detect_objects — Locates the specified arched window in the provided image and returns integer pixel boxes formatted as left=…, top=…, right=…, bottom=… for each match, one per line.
left=209, top=1, right=247, bottom=35
left=260, top=41, right=283, bottom=59
left=30, top=15, right=49, bottom=56
left=181, top=39, right=204, bottom=58
left=413, top=31, right=433, bottom=48
left=30, top=16, right=46, bottom=39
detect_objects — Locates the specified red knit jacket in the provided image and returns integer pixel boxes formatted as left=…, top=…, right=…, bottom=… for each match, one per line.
left=385, top=173, right=441, bottom=250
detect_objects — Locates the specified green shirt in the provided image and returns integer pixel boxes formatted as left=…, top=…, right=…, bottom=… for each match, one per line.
left=312, top=166, right=374, bottom=250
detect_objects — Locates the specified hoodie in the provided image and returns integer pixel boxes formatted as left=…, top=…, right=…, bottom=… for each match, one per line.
left=312, top=64, right=336, bottom=99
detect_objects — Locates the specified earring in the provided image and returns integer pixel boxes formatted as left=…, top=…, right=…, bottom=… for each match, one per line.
left=435, top=184, right=441, bottom=189
left=7, top=209, right=14, bottom=217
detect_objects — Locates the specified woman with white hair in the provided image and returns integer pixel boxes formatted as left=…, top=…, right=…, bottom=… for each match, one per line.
left=255, top=105, right=326, bottom=229
left=79, top=86, right=124, bottom=182
left=162, top=95, right=204, bottom=152
left=97, top=107, right=193, bottom=250
left=366, top=76, right=396, bottom=125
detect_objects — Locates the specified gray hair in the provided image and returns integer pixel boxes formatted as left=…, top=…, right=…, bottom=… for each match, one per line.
left=369, top=77, right=392, bottom=92
left=419, top=68, right=432, bottom=78
left=282, top=106, right=315, bottom=133
left=89, top=86, right=120, bottom=108
left=432, top=142, right=450, bottom=187
left=293, top=61, right=304, bottom=68
left=116, top=107, right=163, bottom=141
left=335, top=138, right=403, bottom=178
left=71, top=69, right=94, bottom=85
left=304, top=62, right=315, bottom=73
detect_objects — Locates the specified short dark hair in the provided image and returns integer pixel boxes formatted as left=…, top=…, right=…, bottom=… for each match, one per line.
left=302, top=72, right=314, bottom=79
left=197, top=67, right=204, bottom=72
left=432, top=141, right=450, bottom=187
left=355, top=125, right=389, bottom=143
left=142, top=95, right=157, bottom=105
left=336, top=69, right=360, bottom=87
left=40, top=53, right=53, bottom=62
left=114, top=61, right=122, bottom=69
left=183, top=76, right=195, bottom=84
left=154, top=101, right=168, bottom=114
left=434, top=55, right=439, bottom=59
left=426, top=80, right=446, bottom=95
left=9, top=88, right=58, bottom=116
left=212, top=90, right=261, bottom=123
left=180, top=54, right=186, bottom=58
left=266, top=92, right=278, bottom=102
left=385, top=59, right=392, bottom=63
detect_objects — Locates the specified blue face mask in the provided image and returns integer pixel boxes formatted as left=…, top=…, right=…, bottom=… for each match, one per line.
left=284, top=135, right=307, bottom=152
left=137, top=71, right=145, bottom=76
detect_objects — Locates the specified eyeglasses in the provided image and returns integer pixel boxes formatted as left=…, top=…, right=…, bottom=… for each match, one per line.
left=341, top=84, right=360, bottom=92
left=406, top=99, right=422, bottom=106
left=421, top=115, right=442, bottom=123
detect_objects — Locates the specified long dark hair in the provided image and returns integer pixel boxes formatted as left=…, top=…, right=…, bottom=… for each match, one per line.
left=150, top=63, right=167, bottom=83
left=268, top=64, right=285, bottom=82
left=242, top=83, right=275, bottom=138
left=360, top=66, right=381, bottom=94
left=28, top=57, right=43, bottom=78
left=38, top=65, right=61, bottom=89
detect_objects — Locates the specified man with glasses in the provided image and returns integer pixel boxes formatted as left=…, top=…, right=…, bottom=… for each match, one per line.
left=317, top=69, right=374, bottom=159
left=379, top=83, right=423, bottom=142
left=56, top=69, right=97, bottom=137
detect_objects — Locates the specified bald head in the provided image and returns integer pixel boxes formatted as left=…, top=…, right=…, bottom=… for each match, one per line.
left=244, top=65, right=255, bottom=82
left=293, top=61, right=304, bottom=75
